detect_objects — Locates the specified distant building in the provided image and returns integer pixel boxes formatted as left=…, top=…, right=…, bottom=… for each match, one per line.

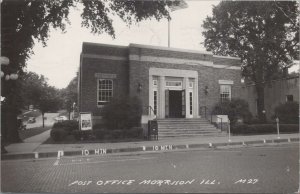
left=241, top=76, right=299, bottom=120
left=78, top=42, right=243, bottom=125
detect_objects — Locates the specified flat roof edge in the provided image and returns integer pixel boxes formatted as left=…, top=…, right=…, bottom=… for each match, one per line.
left=129, top=43, right=212, bottom=55
left=82, top=42, right=128, bottom=49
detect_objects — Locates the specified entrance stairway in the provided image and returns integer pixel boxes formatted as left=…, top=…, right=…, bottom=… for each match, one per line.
left=157, top=118, right=225, bottom=139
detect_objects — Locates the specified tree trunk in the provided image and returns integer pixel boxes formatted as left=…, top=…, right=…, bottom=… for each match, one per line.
left=255, top=83, right=266, bottom=123
left=2, top=86, right=22, bottom=143
left=42, top=112, right=45, bottom=128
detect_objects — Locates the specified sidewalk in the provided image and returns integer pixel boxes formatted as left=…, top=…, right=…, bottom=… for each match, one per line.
left=2, top=132, right=299, bottom=160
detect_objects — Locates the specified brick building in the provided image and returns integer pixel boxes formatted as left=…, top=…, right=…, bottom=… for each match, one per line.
left=79, top=42, right=243, bottom=126
left=241, top=76, right=299, bottom=120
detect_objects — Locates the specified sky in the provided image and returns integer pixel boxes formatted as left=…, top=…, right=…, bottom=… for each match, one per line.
left=26, top=1, right=299, bottom=89
left=26, top=1, right=220, bottom=89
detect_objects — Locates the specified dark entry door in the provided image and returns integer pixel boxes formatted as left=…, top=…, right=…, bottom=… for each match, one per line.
left=169, top=90, right=183, bottom=118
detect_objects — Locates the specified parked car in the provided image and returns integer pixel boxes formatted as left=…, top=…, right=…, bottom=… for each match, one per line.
left=55, top=116, right=68, bottom=122
left=27, top=117, right=36, bottom=123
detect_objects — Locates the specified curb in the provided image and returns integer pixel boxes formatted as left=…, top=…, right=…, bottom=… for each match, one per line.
left=1, top=137, right=299, bottom=161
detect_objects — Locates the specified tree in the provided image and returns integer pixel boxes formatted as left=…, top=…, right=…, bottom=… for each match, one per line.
left=202, top=1, right=299, bottom=122
left=60, top=73, right=78, bottom=119
left=39, top=86, right=62, bottom=128
left=20, top=71, right=62, bottom=127
left=20, top=71, right=48, bottom=109
left=1, top=0, right=178, bottom=143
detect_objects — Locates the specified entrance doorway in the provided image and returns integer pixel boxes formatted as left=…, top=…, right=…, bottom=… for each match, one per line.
left=166, top=90, right=186, bottom=118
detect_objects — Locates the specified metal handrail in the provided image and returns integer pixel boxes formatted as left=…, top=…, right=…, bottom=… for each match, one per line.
left=215, top=116, right=223, bottom=131
left=199, top=105, right=223, bottom=130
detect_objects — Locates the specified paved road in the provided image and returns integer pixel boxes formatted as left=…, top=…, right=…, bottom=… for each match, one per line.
left=1, top=144, right=298, bottom=193
left=26, top=113, right=59, bottom=129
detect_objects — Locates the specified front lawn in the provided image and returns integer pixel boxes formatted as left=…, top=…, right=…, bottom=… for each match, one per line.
left=18, top=126, right=51, bottom=140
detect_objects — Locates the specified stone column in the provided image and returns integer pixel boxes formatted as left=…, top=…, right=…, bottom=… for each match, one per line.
left=148, top=75, right=153, bottom=116
left=159, top=76, right=165, bottom=118
left=194, top=76, right=199, bottom=118
left=183, top=77, right=190, bottom=118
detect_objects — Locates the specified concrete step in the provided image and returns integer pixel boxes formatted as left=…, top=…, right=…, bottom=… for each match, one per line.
left=156, top=118, right=221, bottom=138
left=158, top=128, right=219, bottom=132
left=158, top=133, right=226, bottom=138
left=159, top=132, right=221, bottom=135
left=158, top=125, right=217, bottom=129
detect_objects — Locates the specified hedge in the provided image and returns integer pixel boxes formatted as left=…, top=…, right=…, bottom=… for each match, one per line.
left=231, top=124, right=299, bottom=135
left=51, top=120, right=79, bottom=142
left=52, top=120, right=79, bottom=134
left=50, top=128, right=68, bottom=142
left=93, top=127, right=143, bottom=140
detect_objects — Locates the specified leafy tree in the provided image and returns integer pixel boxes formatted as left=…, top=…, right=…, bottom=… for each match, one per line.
left=38, top=86, right=62, bottom=128
left=60, top=73, right=78, bottom=119
left=1, top=0, right=177, bottom=143
left=20, top=71, right=48, bottom=109
left=202, top=1, right=299, bottom=122
left=212, top=98, right=252, bottom=126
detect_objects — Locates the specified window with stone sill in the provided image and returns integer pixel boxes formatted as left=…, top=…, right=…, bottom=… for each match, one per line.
left=220, top=85, right=231, bottom=102
left=97, top=79, right=113, bottom=106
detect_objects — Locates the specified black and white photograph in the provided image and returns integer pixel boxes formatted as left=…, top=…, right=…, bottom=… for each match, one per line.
left=1, top=0, right=299, bottom=193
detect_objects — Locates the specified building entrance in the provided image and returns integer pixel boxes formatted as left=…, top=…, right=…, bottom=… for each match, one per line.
left=166, top=90, right=186, bottom=118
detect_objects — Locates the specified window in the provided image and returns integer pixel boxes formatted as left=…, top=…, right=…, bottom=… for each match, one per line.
left=166, top=81, right=182, bottom=87
left=189, top=82, right=194, bottom=88
left=97, top=79, right=113, bottom=106
left=189, top=92, right=193, bottom=115
left=153, top=80, right=158, bottom=86
left=286, top=95, right=293, bottom=102
left=153, top=91, right=157, bottom=115
left=220, top=85, right=231, bottom=102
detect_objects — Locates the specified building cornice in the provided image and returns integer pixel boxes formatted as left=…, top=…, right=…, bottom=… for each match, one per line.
left=130, top=54, right=241, bottom=70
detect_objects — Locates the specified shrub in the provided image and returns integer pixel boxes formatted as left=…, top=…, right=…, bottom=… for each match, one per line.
left=72, top=130, right=91, bottom=140
left=102, top=96, right=142, bottom=130
left=274, top=101, right=299, bottom=124
left=123, top=127, right=143, bottom=138
left=93, top=127, right=143, bottom=140
left=50, top=128, right=68, bottom=142
left=212, top=98, right=252, bottom=125
left=53, top=120, right=79, bottom=133
left=93, top=129, right=106, bottom=140
left=231, top=124, right=299, bottom=135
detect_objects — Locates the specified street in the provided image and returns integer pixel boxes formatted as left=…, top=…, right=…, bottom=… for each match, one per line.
left=25, top=113, right=59, bottom=129
left=1, top=143, right=299, bottom=193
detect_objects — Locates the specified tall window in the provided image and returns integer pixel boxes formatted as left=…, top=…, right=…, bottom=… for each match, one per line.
left=189, top=92, right=193, bottom=115
left=97, top=79, right=113, bottom=106
left=220, top=85, right=231, bottom=102
left=153, top=91, right=157, bottom=115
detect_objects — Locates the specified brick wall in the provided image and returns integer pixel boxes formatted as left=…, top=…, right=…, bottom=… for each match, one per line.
left=240, top=76, right=299, bottom=120
left=80, top=43, right=243, bottom=118
left=128, top=44, right=243, bottom=115
left=80, top=43, right=129, bottom=116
